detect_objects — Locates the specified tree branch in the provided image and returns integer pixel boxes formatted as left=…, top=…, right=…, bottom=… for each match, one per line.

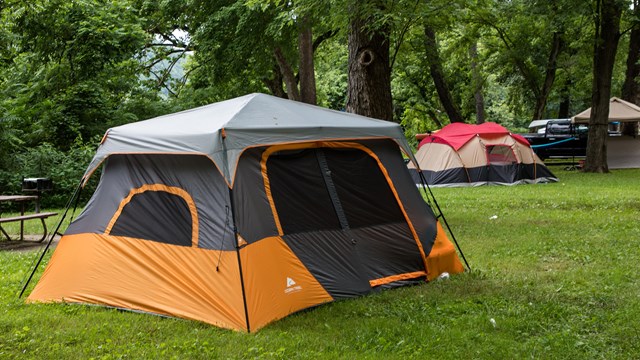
left=274, top=47, right=300, bottom=101
left=390, top=0, right=422, bottom=69
left=312, top=29, right=338, bottom=53
left=143, top=48, right=188, bottom=71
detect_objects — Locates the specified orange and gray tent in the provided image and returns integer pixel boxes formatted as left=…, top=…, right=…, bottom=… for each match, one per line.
left=408, top=122, right=557, bottom=187
left=26, top=93, right=465, bottom=332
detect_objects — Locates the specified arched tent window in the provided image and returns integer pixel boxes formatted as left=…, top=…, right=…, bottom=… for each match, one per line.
left=105, top=184, right=199, bottom=247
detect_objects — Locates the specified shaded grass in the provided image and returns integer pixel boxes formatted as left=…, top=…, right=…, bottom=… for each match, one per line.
left=0, top=210, right=70, bottom=239
left=1, top=167, right=640, bottom=359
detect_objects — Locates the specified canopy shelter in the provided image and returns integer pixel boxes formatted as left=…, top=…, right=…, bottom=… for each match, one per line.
left=572, top=97, right=640, bottom=123
left=26, top=93, right=464, bottom=332
left=571, top=97, right=640, bottom=169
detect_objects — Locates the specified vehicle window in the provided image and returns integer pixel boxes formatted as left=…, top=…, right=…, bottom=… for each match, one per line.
left=548, top=123, right=570, bottom=135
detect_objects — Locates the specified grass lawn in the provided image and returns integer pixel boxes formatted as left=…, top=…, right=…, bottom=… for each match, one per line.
left=1, top=167, right=639, bottom=359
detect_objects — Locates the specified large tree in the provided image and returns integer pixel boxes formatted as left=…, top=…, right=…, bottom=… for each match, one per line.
left=297, top=15, right=317, bottom=104
left=583, top=0, right=624, bottom=173
left=345, top=0, right=393, bottom=121
left=621, top=0, right=640, bottom=136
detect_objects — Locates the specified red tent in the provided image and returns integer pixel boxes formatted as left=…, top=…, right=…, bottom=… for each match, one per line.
left=418, top=122, right=530, bottom=151
left=410, top=122, right=557, bottom=186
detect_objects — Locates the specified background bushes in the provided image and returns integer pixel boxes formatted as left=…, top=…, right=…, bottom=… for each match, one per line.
left=0, top=139, right=98, bottom=209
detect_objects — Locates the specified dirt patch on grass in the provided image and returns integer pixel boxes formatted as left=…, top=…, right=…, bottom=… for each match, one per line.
left=0, top=235, right=60, bottom=252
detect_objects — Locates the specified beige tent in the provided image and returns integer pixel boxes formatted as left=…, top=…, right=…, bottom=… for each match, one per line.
left=408, top=122, right=557, bottom=186
left=572, top=97, right=640, bottom=169
left=607, top=136, right=640, bottom=169
left=572, top=97, right=640, bottom=123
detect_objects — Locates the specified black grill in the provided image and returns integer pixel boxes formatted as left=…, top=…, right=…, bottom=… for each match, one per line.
left=22, top=178, right=53, bottom=192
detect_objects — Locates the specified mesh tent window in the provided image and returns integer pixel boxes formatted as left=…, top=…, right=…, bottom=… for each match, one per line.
left=486, top=145, right=517, bottom=165
left=105, top=185, right=198, bottom=247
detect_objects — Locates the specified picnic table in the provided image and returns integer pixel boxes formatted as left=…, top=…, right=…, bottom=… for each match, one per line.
left=0, top=195, right=57, bottom=242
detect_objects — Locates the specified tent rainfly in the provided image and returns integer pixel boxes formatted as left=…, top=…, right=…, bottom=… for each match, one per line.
left=26, top=93, right=464, bottom=332
left=408, top=122, right=558, bottom=187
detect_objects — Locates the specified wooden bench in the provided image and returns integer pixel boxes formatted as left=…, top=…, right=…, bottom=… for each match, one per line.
left=0, top=212, right=58, bottom=242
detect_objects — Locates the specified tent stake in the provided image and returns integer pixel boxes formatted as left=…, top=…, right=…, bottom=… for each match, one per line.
left=19, top=180, right=83, bottom=298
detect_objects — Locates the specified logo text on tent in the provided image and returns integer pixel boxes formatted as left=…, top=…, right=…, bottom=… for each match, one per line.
left=285, top=277, right=302, bottom=294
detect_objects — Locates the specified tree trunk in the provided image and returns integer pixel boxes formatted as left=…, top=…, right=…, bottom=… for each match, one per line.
left=426, top=109, right=443, bottom=128
left=470, top=42, right=485, bottom=124
left=298, top=16, right=316, bottom=105
left=424, top=24, right=464, bottom=123
left=264, top=63, right=287, bottom=99
left=584, top=0, right=623, bottom=173
left=274, top=47, right=301, bottom=101
left=621, top=1, right=640, bottom=136
left=345, top=2, right=393, bottom=121
left=532, top=32, right=564, bottom=120
left=557, top=78, right=571, bottom=118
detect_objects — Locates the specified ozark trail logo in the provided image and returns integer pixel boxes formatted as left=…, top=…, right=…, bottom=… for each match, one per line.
left=285, top=277, right=302, bottom=294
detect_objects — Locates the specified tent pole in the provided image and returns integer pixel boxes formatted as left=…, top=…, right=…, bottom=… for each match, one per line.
left=235, top=249, right=251, bottom=333
left=216, top=205, right=230, bottom=271
left=19, top=180, right=84, bottom=298
left=228, top=187, right=251, bottom=333
left=417, top=170, right=471, bottom=271
left=67, top=180, right=85, bottom=223
left=220, top=129, right=251, bottom=332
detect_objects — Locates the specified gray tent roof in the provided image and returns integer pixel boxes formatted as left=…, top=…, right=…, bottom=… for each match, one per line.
left=85, top=93, right=414, bottom=185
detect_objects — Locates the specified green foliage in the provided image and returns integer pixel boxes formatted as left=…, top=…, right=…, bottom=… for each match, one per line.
left=153, top=0, right=289, bottom=100
left=0, top=140, right=98, bottom=208
left=0, top=0, right=637, bottom=204
left=473, top=0, right=596, bottom=121
left=0, top=0, right=179, bottom=209
left=1, top=0, right=628, bottom=142
left=2, top=168, right=640, bottom=358
left=12, top=1, right=145, bottom=75
left=391, top=0, right=518, bottom=127
left=0, top=0, right=151, bottom=149
left=314, top=38, right=348, bottom=110
left=0, top=108, right=26, bottom=187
